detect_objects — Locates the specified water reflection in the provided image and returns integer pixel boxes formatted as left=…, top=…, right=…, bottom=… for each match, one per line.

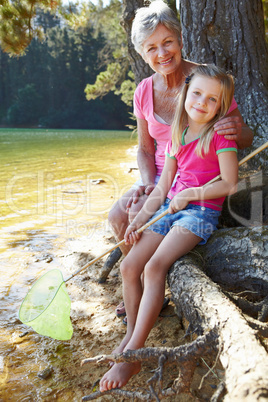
left=7, top=230, right=57, bottom=250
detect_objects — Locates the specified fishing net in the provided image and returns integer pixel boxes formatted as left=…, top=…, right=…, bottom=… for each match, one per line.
left=19, top=269, right=73, bottom=340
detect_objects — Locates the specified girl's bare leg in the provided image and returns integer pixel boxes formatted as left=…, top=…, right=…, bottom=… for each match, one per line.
left=112, top=230, right=164, bottom=356
left=100, top=226, right=202, bottom=392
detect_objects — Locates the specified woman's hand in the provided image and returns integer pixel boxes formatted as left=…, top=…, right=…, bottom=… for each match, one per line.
left=168, top=192, right=189, bottom=214
left=126, top=184, right=155, bottom=210
left=214, top=116, right=242, bottom=142
left=124, top=223, right=141, bottom=245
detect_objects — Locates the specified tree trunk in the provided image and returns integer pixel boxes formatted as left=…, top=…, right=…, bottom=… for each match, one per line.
left=197, top=226, right=268, bottom=293
left=219, top=171, right=268, bottom=228
left=179, top=0, right=268, bottom=148
left=168, top=227, right=268, bottom=400
left=121, top=0, right=153, bottom=85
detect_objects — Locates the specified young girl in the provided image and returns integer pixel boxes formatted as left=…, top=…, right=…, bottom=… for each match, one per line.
left=100, top=64, right=239, bottom=392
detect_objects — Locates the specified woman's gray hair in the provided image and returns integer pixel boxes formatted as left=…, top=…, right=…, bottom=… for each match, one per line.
left=131, top=0, right=181, bottom=56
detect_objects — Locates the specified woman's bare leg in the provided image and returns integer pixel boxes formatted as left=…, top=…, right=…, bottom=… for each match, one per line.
left=108, top=189, right=149, bottom=256
left=100, top=226, right=202, bottom=392
left=108, top=188, right=135, bottom=256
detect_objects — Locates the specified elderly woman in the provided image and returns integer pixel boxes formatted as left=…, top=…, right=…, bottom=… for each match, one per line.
left=109, top=0, right=253, bottom=320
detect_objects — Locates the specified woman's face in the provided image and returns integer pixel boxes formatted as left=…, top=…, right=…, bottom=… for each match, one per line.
left=142, top=24, right=182, bottom=76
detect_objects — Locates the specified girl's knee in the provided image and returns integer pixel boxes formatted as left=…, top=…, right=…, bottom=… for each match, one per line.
left=144, top=258, right=165, bottom=281
left=120, top=257, right=138, bottom=280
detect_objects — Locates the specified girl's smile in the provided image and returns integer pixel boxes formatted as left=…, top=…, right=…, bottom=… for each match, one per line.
left=185, top=76, right=222, bottom=125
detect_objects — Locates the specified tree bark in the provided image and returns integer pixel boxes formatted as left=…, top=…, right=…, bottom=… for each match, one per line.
left=121, top=0, right=153, bottom=85
left=195, top=226, right=268, bottom=292
left=219, top=172, right=268, bottom=229
left=179, top=0, right=268, bottom=147
left=168, top=227, right=268, bottom=401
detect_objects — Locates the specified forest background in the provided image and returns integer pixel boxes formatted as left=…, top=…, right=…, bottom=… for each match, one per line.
left=1, top=0, right=267, bottom=131
left=0, top=0, right=136, bottom=129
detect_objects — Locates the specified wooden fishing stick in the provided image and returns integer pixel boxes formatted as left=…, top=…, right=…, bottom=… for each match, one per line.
left=65, top=141, right=268, bottom=282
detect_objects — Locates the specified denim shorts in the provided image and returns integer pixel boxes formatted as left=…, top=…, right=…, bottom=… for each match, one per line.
left=147, top=199, right=221, bottom=245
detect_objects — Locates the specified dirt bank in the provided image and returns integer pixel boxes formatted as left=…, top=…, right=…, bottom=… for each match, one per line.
left=1, top=229, right=221, bottom=401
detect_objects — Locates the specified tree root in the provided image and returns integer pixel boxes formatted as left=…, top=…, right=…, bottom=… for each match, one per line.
left=225, top=291, right=268, bottom=323
left=98, top=247, right=122, bottom=283
left=243, top=313, right=268, bottom=338
left=168, top=248, right=268, bottom=401
left=81, top=330, right=218, bottom=400
left=82, top=227, right=268, bottom=400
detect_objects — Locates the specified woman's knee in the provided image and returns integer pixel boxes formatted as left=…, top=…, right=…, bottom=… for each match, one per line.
left=108, top=201, right=131, bottom=240
left=108, top=200, right=125, bottom=225
left=108, top=189, right=135, bottom=226
left=128, top=194, right=148, bottom=223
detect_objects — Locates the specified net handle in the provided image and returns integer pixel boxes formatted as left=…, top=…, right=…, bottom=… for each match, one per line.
left=65, top=141, right=268, bottom=282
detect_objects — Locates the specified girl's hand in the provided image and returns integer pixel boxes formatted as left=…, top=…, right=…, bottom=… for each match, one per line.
left=168, top=193, right=189, bottom=214
left=126, top=184, right=155, bottom=209
left=124, top=223, right=141, bottom=245
left=214, top=116, right=242, bottom=142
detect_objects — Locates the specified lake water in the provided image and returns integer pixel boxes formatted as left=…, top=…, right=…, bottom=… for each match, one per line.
left=0, top=129, right=138, bottom=249
left=0, top=128, right=139, bottom=400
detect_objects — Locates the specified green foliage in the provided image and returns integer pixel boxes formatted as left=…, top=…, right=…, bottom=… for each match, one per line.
left=115, top=71, right=136, bottom=107
left=0, top=0, right=135, bottom=127
left=7, top=83, right=42, bottom=124
left=85, top=61, right=128, bottom=100
left=82, top=0, right=135, bottom=107
left=0, top=0, right=60, bottom=55
left=0, top=7, right=131, bottom=129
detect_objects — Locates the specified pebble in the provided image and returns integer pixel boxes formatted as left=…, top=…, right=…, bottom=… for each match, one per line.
left=37, top=366, right=53, bottom=379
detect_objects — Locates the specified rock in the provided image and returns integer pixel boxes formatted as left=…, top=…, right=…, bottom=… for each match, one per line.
left=37, top=366, right=53, bottom=380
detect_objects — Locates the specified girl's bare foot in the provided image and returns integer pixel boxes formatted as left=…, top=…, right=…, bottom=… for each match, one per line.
left=109, top=335, right=131, bottom=367
left=112, top=337, right=128, bottom=355
left=100, top=361, right=141, bottom=392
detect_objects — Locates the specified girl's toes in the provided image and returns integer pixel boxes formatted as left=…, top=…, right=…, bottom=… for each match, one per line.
left=100, top=378, right=108, bottom=392
left=108, top=380, right=114, bottom=390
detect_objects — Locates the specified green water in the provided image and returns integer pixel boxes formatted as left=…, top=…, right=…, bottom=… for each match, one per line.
left=0, top=128, right=139, bottom=400
left=0, top=128, right=138, bottom=249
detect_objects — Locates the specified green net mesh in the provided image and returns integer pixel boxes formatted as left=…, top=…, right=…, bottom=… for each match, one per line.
left=19, top=269, right=73, bottom=340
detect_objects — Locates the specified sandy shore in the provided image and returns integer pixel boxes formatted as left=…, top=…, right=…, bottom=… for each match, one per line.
left=47, top=229, right=221, bottom=401
left=2, top=227, right=221, bottom=401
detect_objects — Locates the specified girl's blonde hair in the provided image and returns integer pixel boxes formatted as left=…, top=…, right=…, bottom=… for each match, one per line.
left=171, top=64, right=235, bottom=157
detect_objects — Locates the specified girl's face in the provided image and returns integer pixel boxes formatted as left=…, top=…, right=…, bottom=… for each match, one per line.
left=185, top=75, right=222, bottom=125
left=142, top=24, right=182, bottom=76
